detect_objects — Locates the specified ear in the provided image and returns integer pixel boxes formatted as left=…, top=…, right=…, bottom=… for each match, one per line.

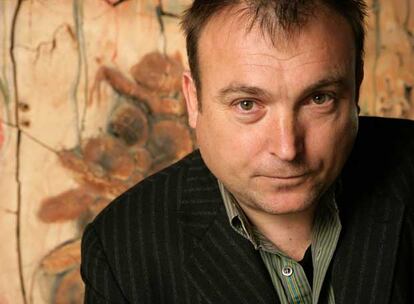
left=182, top=71, right=199, bottom=128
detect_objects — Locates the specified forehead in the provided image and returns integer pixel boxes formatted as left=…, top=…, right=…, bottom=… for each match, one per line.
left=197, top=5, right=356, bottom=89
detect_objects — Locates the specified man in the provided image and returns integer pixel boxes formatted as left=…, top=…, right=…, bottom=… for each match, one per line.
left=81, top=0, right=414, bottom=303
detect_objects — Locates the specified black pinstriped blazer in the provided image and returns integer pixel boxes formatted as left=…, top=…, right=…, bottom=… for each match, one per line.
left=81, top=116, right=414, bottom=303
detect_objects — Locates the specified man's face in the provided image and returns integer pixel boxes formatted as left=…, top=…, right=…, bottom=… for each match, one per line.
left=183, top=7, right=359, bottom=216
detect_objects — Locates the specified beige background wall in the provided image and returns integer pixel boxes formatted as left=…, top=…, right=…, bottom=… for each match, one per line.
left=0, top=0, right=413, bottom=303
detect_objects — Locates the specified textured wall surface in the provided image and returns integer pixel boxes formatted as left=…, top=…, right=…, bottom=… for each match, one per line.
left=361, top=0, right=414, bottom=117
left=0, top=0, right=413, bottom=303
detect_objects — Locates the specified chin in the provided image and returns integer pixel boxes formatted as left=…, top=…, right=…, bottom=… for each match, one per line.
left=261, top=193, right=317, bottom=215
left=241, top=182, right=325, bottom=215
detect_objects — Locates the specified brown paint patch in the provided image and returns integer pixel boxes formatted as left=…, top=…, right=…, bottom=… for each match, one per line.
left=148, top=120, right=193, bottom=169
left=38, top=189, right=95, bottom=223
left=150, top=97, right=186, bottom=116
left=128, top=170, right=144, bottom=186
left=130, top=52, right=185, bottom=115
left=40, top=240, right=81, bottom=274
left=83, top=136, right=135, bottom=180
left=58, top=150, right=130, bottom=198
left=92, top=66, right=149, bottom=105
left=83, top=174, right=128, bottom=198
left=92, top=52, right=186, bottom=116
left=54, top=268, right=84, bottom=304
left=130, top=52, right=183, bottom=94
left=58, top=150, right=102, bottom=183
left=108, top=103, right=149, bottom=145
left=130, top=146, right=152, bottom=173
left=21, top=120, right=30, bottom=128
left=18, top=102, right=30, bottom=112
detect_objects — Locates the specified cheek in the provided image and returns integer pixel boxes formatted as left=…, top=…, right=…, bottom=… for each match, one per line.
left=196, top=115, right=261, bottom=178
left=196, top=113, right=230, bottom=153
left=197, top=109, right=257, bottom=153
left=195, top=114, right=232, bottom=168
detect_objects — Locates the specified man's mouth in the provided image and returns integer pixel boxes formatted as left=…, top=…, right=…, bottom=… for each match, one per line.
left=254, top=172, right=311, bottom=186
left=261, top=174, right=307, bottom=180
left=256, top=171, right=310, bottom=179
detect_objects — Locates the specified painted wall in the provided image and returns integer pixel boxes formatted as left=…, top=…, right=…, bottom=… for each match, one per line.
left=0, top=0, right=413, bottom=303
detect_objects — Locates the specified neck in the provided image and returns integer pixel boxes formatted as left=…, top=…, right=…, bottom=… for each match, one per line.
left=239, top=203, right=317, bottom=261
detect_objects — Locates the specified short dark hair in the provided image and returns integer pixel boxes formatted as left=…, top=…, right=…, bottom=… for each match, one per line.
left=181, top=0, right=367, bottom=101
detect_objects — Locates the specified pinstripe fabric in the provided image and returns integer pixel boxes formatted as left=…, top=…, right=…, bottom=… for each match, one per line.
left=219, top=181, right=340, bottom=304
left=332, top=117, right=414, bottom=304
left=81, top=116, right=414, bottom=304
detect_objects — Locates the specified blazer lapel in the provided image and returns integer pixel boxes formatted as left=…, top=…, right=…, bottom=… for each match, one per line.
left=332, top=185, right=405, bottom=304
left=179, top=151, right=278, bottom=304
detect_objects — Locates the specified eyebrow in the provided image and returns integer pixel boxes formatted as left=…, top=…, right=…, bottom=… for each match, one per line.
left=216, top=83, right=271, bottom=100
left=303, top=75, right=350, bottom=95
left=216, top=75, right=350, bottom=101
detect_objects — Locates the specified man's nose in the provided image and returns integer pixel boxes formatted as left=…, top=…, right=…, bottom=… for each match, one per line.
left=267, top=112, right=303, bottom=161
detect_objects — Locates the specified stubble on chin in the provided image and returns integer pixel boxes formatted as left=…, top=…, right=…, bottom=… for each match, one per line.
left=230, top=177, right=328, bottom=216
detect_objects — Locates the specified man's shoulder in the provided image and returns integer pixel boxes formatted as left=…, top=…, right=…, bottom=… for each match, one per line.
left=358, top=115, right=414, bottom=140
left=90, top=149, right=214, bottom=230
left=352, top=116, right=414, bottom=164
left=342, top=116, right=414, bottom=206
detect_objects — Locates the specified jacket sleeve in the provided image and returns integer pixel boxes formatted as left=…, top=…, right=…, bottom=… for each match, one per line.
left=81, top=223, right=128, bottom=303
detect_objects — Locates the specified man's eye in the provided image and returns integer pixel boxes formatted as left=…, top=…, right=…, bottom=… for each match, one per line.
left=238, top=100, right=255, bottom=111
left=311, top=93, right=334, bottom=105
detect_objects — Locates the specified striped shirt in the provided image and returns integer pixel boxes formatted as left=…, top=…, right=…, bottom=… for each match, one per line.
left=218, top=181, right=341, bottom=304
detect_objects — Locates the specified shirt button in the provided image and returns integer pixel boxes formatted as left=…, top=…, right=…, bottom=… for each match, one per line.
left=282, top=266, right=293, bottom=277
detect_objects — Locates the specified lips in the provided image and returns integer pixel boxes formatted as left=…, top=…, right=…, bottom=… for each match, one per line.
left=259, top=173, right=308, bottom=180
left=254, top=170, right=310, bottom=178
left=265, top=174, right=307, bottom=179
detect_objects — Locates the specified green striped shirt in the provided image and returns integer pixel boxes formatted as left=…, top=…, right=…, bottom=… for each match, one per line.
left=218, top=181, right=341, bottom=304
